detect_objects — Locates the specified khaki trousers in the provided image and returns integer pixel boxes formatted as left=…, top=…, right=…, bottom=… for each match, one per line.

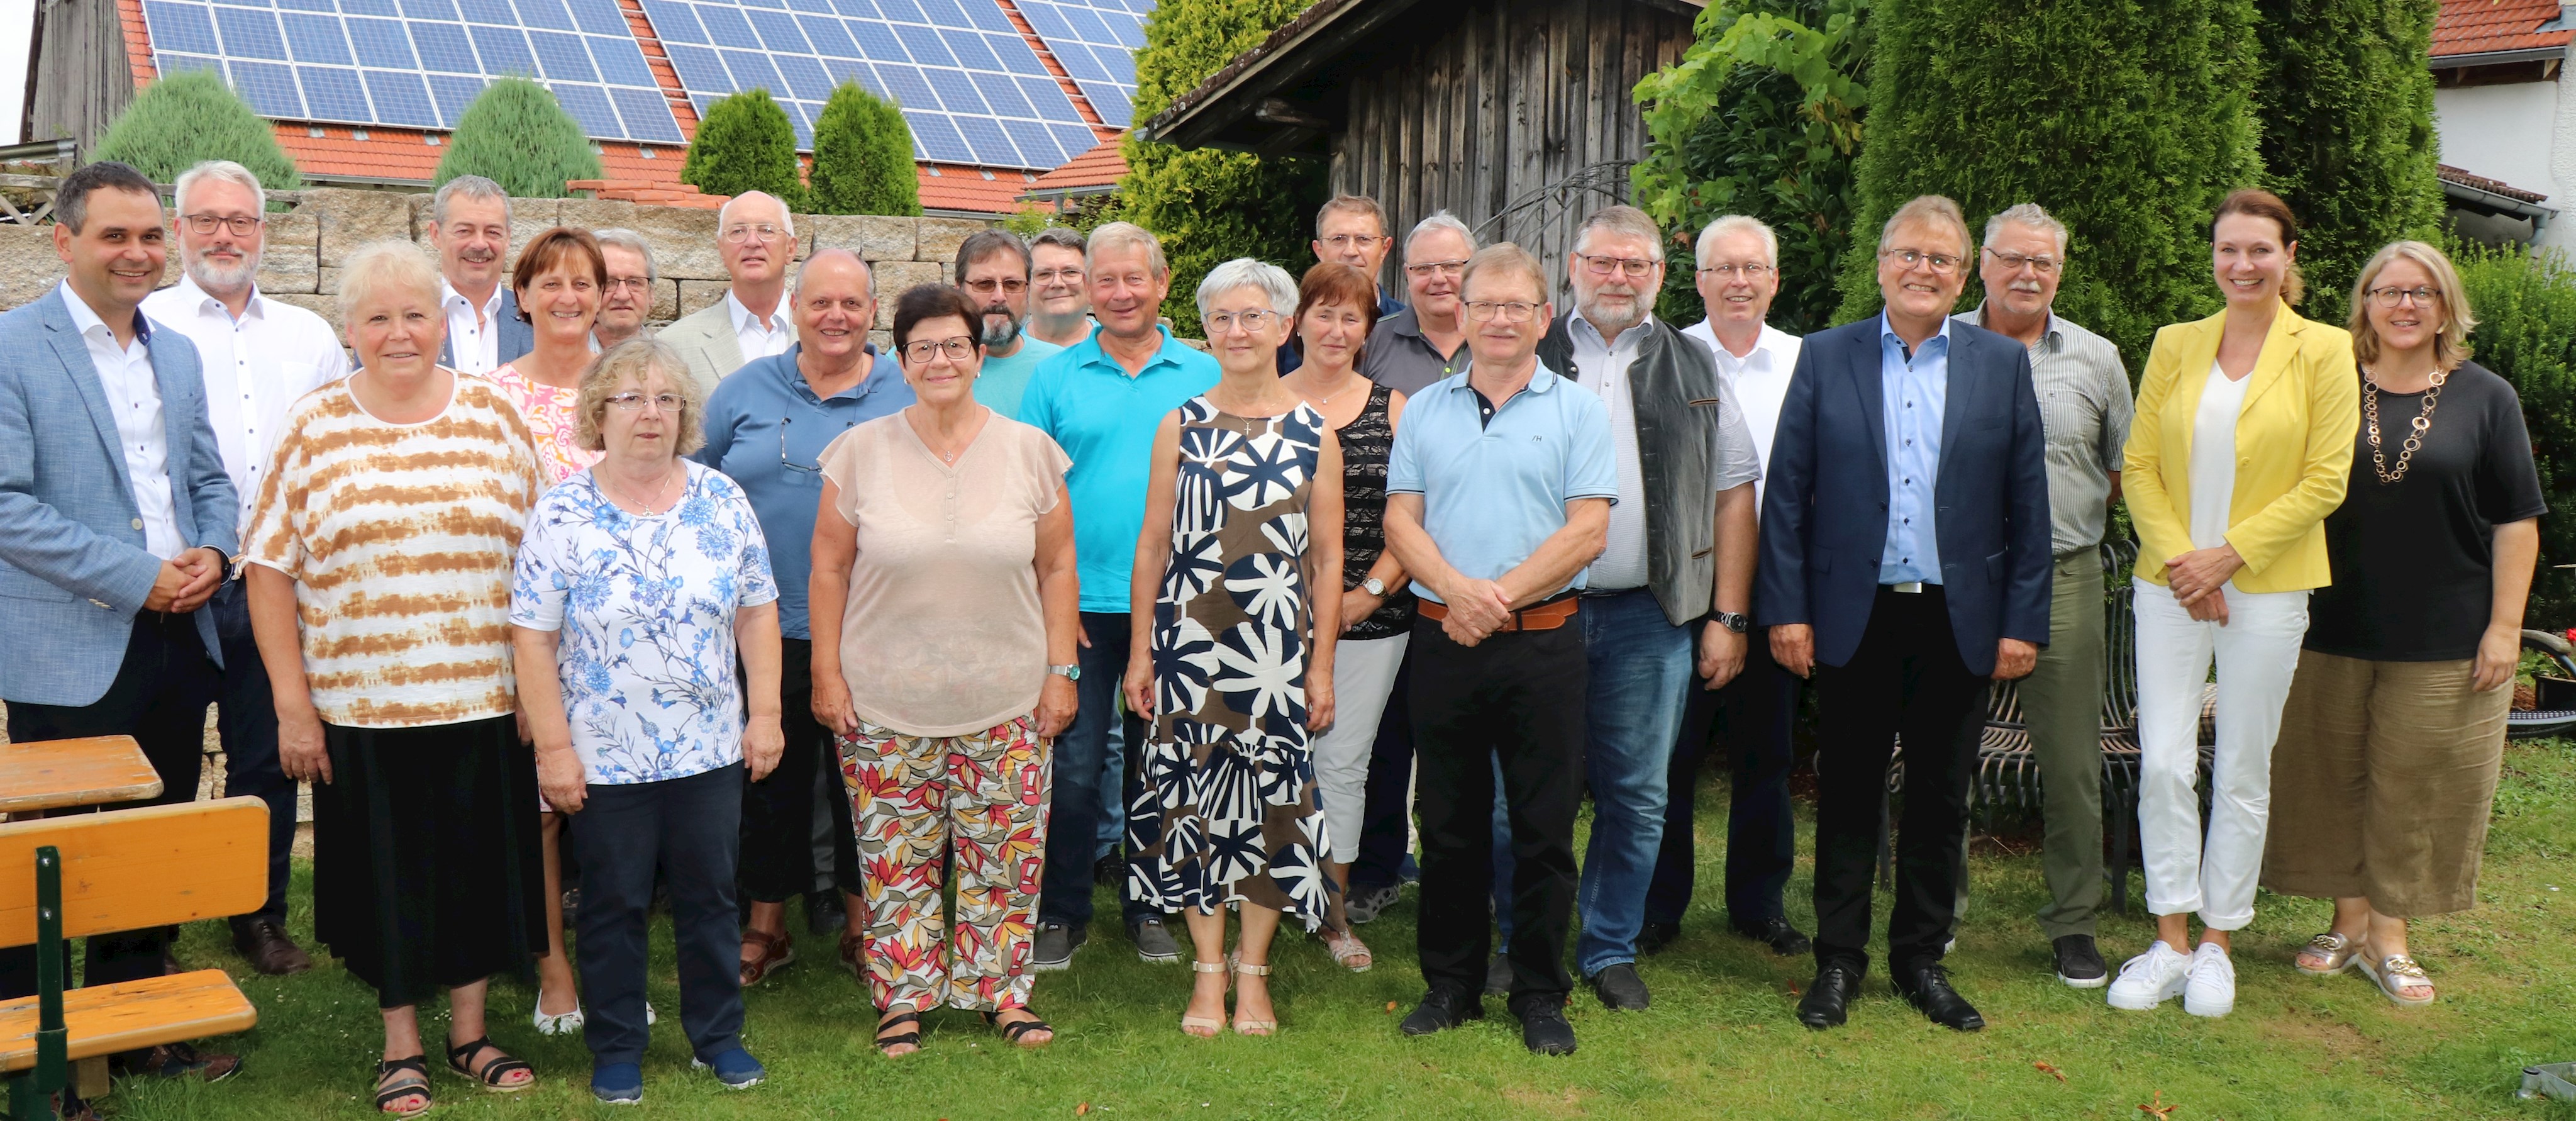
left=1957, top=551, right=2106, bottom=939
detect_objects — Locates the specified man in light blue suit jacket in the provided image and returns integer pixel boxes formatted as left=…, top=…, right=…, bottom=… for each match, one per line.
left=0, top=164, right=244, bottom=1064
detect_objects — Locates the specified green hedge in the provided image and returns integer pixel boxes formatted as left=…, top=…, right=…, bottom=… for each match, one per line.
left=807, top=82, right=919, bottom=216
left=94, top=70, right=301, bottom=192
left=434, top=76, right=601, bottom=198
left=2457, top=243, right=2576, bottom=628
left=683, top=89, right=806, bottom=209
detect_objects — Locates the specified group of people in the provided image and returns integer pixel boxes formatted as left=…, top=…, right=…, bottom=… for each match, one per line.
left=0, top=152, right=2541, bottom=1115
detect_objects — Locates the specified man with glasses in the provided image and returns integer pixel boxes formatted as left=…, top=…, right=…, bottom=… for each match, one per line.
left=1529, top=205, right=1762, bottom=1012
left=1760, top=194, right=2050, bottom=1033
left=143, top=160, right=347, bottom=978
left=426, top=174, right=530, bottom=374
left=660, top=191, right=800, bottom=392
left=1951, top=203, right=2131, bottom=990
left=1024, top=227, right=1095, bottom=349
left=954, top=228, right=1063, bottom=416
left=1387, top=242, right=1616, bottom=1056
left=1280, top=196, right=1404, bottom=374
left=1362, top=211, right=1477, bottom=396
left=592, top=228, right=660, bottom=350
left=1016, top=222, right=1219, bottom=972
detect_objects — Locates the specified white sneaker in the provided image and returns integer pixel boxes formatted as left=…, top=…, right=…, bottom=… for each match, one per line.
left=2183, top=943, right=2236, bottom=1018
left=2106, top=941, right=2192, bottom=1010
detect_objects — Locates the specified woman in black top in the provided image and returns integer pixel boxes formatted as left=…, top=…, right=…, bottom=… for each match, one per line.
left=1282, top=263, right=1411, bottom=973
left=2263, top=240, right=2545, bottom=1007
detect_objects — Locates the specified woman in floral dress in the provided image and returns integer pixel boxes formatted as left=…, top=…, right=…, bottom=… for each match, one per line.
left=1123, top=259, right=1344, bottom=1039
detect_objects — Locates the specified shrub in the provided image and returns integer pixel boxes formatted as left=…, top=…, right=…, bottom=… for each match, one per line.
left=433, top=77, right=601, bottom=198
left=1631, top=0, right=1871, bottom=335
left=2455, top=243, right=2576, bottom=627
left=683, top=89, right=806, bottom=209
left=807, top=82, right=919, bottom=216
left=1123, top=0, right=1327, bottom=336
left=93, top=70, right=301, bottom=192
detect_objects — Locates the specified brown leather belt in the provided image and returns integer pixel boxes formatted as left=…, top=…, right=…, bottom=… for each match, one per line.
left=1417, top=594, right=1580, bottom=632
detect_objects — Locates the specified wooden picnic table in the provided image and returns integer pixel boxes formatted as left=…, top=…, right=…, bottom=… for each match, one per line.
left=0, top=736, right=163, bottom=815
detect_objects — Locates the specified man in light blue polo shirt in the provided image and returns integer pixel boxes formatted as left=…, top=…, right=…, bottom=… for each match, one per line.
left=1016, top=221, right=1220, bottom=970
left=1383, top=242, right=1616, bottom=1057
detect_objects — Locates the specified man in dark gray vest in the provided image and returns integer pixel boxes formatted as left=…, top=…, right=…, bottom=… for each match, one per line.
left=1533, top=205, right=1763, bottom=1010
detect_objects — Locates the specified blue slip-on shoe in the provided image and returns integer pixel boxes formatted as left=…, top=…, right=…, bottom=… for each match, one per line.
left=591, top=1062, right=643, bottom=1105
left=692, top=1047, right=765, bottom=1090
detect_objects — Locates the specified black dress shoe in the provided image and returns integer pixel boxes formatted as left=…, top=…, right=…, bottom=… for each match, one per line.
left=2053, top=934, right=2109, bottom=988
left=1733, top=915, right=1813, bottom=957
left=1092, top=849, right=1124, bottom=887
left=1796, top=965, right=1860, bottom=1029
left=1638, top=920, right=1681, bottom=956
left=804, top=891, right=847, bottom=937
left=1513, top=999, right=1577, bottom=1056
left=1400, top=988, right=1485, bottom=1036
left=1586, top=962, right=1651, bottom=1010
left=1894, top=963, right=1985, bottom=1032
left=230, top=919, right=314, bottom=976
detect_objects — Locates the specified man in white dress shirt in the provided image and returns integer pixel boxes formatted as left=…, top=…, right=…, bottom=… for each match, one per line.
left=426, top=175, right=529, bottom=375
left=141, top=159, right=348, bottom=978
left=657, top=191, right=799, bottom=393
left=1648, top=215, right=1814, bottom=960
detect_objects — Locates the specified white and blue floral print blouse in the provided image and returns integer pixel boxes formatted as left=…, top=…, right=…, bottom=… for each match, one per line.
left=511, top=460, right=779, bottom=786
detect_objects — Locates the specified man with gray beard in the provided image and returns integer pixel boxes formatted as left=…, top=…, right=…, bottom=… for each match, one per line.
left=955, top=228, right=1063, bottom=416
left=142, top=159, right=348, bottom=976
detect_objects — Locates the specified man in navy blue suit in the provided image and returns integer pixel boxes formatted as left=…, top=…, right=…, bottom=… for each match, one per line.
left=1755, top=195, right=2051, bottom=1033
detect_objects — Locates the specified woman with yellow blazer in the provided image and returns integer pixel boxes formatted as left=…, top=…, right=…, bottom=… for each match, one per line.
left=2104, top=189, right=2359, bottom=1020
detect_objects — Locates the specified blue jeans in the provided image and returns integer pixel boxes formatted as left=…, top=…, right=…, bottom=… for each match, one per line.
left=1040, top=611, right=1155, bottom=928
left=1574, top=589, right=1695, bottom=976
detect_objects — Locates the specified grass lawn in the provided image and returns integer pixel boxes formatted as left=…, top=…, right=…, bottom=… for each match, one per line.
left=94, top=739, right=2576, bottom=1120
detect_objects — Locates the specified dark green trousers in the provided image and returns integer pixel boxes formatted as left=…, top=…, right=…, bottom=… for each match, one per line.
left=1957, top=550, right=2107, bottom=940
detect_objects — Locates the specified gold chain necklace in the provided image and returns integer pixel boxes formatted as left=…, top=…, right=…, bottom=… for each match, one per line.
left=2362, top=367, right=2446, bottom=484
left=604, top=462, right=681, bottom=515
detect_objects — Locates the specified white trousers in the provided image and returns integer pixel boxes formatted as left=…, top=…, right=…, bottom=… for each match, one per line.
left=2133, top=577, right=2309, bottom=929
left=1313, top=632, right=1408, bottom=865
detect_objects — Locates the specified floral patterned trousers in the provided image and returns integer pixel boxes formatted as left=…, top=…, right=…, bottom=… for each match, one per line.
left=840, top=715, right=1050, bottom=1012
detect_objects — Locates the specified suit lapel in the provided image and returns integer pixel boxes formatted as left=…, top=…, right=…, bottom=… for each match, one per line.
left=2236, top=304, right=2304, bottom=415
left=43, top=293, right=137, bottom=500
left=1937, top=326, right=1974, bottom=480
left=1848, top=320, right=1888, bottom=477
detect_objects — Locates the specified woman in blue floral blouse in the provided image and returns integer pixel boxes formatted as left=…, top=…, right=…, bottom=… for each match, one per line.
left=511, top=338, right=784, bottom=1106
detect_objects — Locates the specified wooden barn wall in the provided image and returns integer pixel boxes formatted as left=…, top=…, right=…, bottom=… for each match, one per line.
left=1331, top=0, right=1692, bottom=301
left=31, top=0, right=138, bottom=151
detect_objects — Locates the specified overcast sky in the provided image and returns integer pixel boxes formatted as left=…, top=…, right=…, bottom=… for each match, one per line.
left=0, top=0, right=31, bottom=145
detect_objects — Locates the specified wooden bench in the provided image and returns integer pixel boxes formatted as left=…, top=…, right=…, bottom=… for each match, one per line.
left=0, top=798, right=267, bottom=1118
left=0, top=738, right=162, bottom=818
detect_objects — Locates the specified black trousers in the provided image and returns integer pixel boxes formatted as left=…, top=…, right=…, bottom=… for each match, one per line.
left=1410, top=616, right=1584, bottom=1009
left=1811, top=587, right=1989, bottom=976
left=576, top=764, right=745, bottom=1066
left=0, top=610, right=219, bottom=997
left=1350, top=649, right=1414, bottom=893
left=739, top=637, right=859, bottom=903
left=1646, top=624, right=1802, bottom=927
left=210, top=580, right=295, bottom=929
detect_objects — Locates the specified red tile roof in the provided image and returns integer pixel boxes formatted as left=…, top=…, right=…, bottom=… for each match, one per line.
left=2433, top=0, right=2573, bottom=57
left=2440, top=162, right=2551, bottom=203
left=1026, top=135, right=1128, bottom=193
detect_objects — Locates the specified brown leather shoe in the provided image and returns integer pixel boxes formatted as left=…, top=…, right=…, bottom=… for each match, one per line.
left=740, top=929, right=796, bottom=986
left=119, top=1042, right=242, bottom=1083
left=232, top=920, right=314, bottom=976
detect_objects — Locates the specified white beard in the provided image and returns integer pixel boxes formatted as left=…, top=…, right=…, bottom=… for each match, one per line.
left=186, top=250, right=261, bottom=295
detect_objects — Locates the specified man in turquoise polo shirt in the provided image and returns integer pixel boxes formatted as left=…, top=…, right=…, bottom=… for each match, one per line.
left=1017, top=221, right=1220, bottom=971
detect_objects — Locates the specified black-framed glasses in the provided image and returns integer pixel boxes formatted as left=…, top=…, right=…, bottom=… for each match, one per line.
left=1574, top=252, right=1658, bottom=278
left=1880, top=248, right=1963, bottom=274
left=606, top=392, right=684, bottom=413
left=1983, top=247, right=2061, bottom=275
left=901, top=335, right=978, bottom=363
left=1463, top=301, right=1541, bottom=323
left=182, top=213, right=263, bottom=237
left=2365, top=285, right=2441, bottom=308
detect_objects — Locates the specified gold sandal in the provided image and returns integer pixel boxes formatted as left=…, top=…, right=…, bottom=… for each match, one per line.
left=2356, top=954, right=2436, bottom=1007
left=1180, top=961, right=1226, bottom=1037
left=1231, top=959, right=1276, bottom=1036
left=2294, top=931, right=2362, bottom=976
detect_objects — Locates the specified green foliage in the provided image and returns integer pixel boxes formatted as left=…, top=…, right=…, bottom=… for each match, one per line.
left=2253, top=0, right=2446, bottom=325
left=433, top=77, right=601, bottom=198
left=1632, top=0, right=1871, bottom=335
left=2456, top=243, right=2576, bottom=626
left=806, top=82, right=918, bottom=216
left=682, top=89, right=806, bottom=209
left=94, top=70, right=302, bottom=192
left=1833, top=0, right=2263, bottom=363
left=1122, top=0, right=1326, bottom=335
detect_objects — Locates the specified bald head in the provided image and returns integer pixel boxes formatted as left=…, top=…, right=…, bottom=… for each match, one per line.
left=795, top=248, right=871, bottom=298
left=792, top=248, right=877, bottom=362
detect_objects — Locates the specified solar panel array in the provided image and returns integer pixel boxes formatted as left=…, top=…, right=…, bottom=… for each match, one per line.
left=140, top=0, right=1152, bottom=170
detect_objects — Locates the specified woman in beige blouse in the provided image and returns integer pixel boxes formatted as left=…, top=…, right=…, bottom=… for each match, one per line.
left=809, top=284, right=1080, bottom=1056
left=243, top=240, right=550, bottom=1116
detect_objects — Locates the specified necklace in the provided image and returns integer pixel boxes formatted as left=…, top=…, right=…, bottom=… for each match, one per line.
left=2362, top=367, right=2446, bottom=484
left=604, top=462, right=682, bottom=515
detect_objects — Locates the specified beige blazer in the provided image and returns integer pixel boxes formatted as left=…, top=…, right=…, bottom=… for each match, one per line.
left=657, top=299, right=743, bottom=396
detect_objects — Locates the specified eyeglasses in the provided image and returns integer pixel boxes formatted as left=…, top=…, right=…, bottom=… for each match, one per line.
left=962, top=277, right=1028, bottom=296
left=1880, top=248, right=1963, bottom=274
left=780, top=417, right=825, bottom=476
left=1696, top=263, right=1774, bottom=280
left=603, top=276, right=652, bottom=294
left=606, top=392, right=685, bottom=413
left=1204, top=309, right=1280, bottom=334
left=1320, top=233, right=1385, bottom=250
left=901, top=335, right=978, bottom=363
left=182, top=213, right=263, bottom=237
left=1404, top=260, right=1467, bottom=278
left=722, top=223, right=787, bottom=244
left=1463, top=301, right=1542, bottom=323
left=2365, top=285, right=2442, bottom=308
left=1032, top=267, right=1085, bottom=285
left=1575, top=252, right=1658, bottom=279
left=1983, top=248, right=2061, bottom=275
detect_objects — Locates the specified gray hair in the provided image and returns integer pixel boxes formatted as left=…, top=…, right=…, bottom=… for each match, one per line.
left=430, top=174, right=511, bottom=228
left=1878, top=194, right=1970, bottom=255
left=1405, top=210, right=1477, bottom=257
left=1695, top=215, right=1779, bottom=269
left=1461, top=242, right=1548, bottom=303
left=576, top=338, right=706, bottom=455
left=1982, top=203, right=2068, bottom=258
left=174, top=160, right=265, bottom=218
left=716, top=191, right=796, bottom=240
left=1194, top=257, right=1298, bottom=321
left=955, top=228, right=1031, bottom=279
left=1085, top=221, right=1168, bottom=277
left=1572, top=205, right=1664, bottom=261
left=338, top=239, right=444, bottom=333
left=592, top=227, right=658, bottom=286
left=792, top=247, right=874, bottom=298
left=1030, top=226, right=1087, bottom=256
left=1316, top=194, right=1387, bottom=237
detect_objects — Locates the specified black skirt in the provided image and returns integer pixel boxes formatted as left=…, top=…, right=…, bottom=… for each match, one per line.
left=314, top=715, right=547, bottom=1008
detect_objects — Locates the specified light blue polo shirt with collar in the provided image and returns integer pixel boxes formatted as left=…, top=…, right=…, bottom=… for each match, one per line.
left=1385, top=363, right=1619, bottom=604
left=1018, top=325, right=1221, bottom=613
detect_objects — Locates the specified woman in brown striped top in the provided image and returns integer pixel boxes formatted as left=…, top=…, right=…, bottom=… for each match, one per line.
left=243, top=240, right=550, bottom=1118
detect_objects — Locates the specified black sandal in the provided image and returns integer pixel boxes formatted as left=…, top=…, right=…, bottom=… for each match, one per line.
left=984, top=1008, right=1054, bottom=1048
left=874, top=1012, right=923, bottom=1056
left=374, top=1055, right=433, bottom=1117
left=443, top=1037, right=534, bottom=1093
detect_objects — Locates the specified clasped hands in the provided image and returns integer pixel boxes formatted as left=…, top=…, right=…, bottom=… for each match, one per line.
left=1436, top=578, right=1516, bottom=647
left=144, top=546, right=228, bottom=613
left=2164, top=544, right=2245, bottom=625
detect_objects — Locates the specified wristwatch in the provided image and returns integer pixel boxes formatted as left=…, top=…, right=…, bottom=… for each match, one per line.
left=1710, top=610, right=1750, bottom=634
left=1047, top=664, right=1080, bottom=681
left=1362, top=576, right=1387, bottom=597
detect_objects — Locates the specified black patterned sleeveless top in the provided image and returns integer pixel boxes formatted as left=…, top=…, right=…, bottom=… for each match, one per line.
left=1338, top=384, right=1416, bottom=640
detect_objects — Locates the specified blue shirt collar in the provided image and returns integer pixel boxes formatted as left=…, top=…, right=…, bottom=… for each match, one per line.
left=1069, top=323, right=1189, bottom=374
left=1879, top=310, right=1950, bottom=359
left=1441, top=360, right=1564, bottom=396
left=772, top=341, right=891, bottom=404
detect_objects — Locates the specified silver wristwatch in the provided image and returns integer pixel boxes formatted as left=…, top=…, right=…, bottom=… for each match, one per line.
left=1362, top=576, right=1387, bottom=597
left=1711, top=611, right=1750, bottom=634
left=1048, top=663, right=1080, bottom=681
